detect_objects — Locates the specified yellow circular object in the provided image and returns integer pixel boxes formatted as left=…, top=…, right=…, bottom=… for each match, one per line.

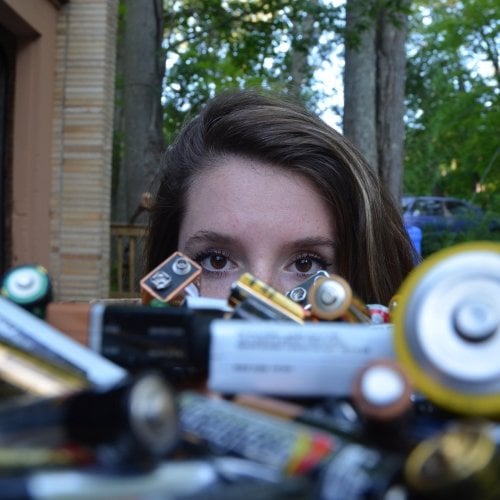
left=307, top=275, right=352, bottom=320
left=393, top=241, right=500, bottom=417
left=405, top=421, right=497, bottom=495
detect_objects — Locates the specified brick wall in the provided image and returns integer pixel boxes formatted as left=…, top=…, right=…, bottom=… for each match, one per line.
left=50, top=0, right=118, bottom=299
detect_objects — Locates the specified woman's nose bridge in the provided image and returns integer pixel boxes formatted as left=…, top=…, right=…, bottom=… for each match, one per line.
left=246, top=260, right=275, bottom=288
left=245, top=260, right=285, bottom=294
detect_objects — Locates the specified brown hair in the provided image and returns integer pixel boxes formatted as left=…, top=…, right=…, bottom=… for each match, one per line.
left=145, top=89, right=416, bottom=304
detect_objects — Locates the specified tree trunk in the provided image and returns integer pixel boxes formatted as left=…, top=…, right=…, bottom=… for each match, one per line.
left=115, top=0, right=165, bottom=223
left=289, top=3, right=315, bottom=100
left=343, top=0, right=409, bottom=202
left=376, top=6, right=408, bottom=203
left=343, top=0, right=377, bottom=170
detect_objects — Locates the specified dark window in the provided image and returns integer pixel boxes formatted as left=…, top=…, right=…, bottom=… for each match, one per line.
left=0, top=26, right=16, bottom=275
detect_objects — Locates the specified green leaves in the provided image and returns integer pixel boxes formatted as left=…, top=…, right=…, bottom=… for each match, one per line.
left=404, top=0, right=499, bottom=212
left=161, top=0, right=343, bottom=140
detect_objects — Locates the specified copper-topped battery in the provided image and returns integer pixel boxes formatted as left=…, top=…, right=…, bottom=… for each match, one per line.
left=351, top=358, right=413, bottom=422
left=307, top=275, right=371, bottom=322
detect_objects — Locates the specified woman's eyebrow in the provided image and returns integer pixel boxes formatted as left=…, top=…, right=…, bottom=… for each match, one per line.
left=285, top=237, right=337, bottom=250
left=182, top=230, right=238, bottom=251
left=182, top=233, right=337, bottom=251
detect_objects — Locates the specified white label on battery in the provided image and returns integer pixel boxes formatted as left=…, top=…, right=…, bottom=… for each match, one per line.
left=208, top=321, right=394, bottom=396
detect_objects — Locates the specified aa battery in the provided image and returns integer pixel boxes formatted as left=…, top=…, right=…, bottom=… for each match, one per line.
left=178, top=391, right=335, bottom=476
left=208, top=320, right=394, bottom=396
left=234, top=392, right=451, bottom=460
left=366, top=304, right=390, bottom=324
left=1, top=265, right=53, bottom=318
left=229, top=272, right=307, bottom=323
left=307, top=275, right=372, bottom=323
left=84, top=302, right=394, bottom=395
left=351, top=358, right=414, bottom=452
left=233, top=393, right=364, bottom=442
left=0, top=297, right=127, bottom=388
left=0, top=457, right=307, bottom=500
left=315, top=441, right=404, bottom=500
left=0, top=337, right=89, bottom=397
left=0, top=445, right=92, bottom=473
left=351, top=358, right=413, bottom=423
left=54, top=298, right=395, bottom=397
left=179, top=392, right=405, bottom=499
left=0, top=372, right=178, bottom=468
left=48, top=300, right=396, bottom=394
left=393, top=241, right=500, bottom=417
left=88, top=303, right=215, bottom=382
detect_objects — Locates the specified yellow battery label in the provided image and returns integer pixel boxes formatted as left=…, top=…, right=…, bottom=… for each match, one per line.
left=238, top=273, right=307, bottom=320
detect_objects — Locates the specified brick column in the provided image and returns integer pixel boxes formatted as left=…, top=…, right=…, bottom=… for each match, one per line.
left=51, top=0, right=118, bottom=300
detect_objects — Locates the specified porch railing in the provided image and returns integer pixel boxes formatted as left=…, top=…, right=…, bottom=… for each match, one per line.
left=110, top=223, right=147, bottom=298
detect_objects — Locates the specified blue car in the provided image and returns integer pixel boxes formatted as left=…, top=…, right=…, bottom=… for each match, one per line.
left=402, top=196, right=486, bottom=234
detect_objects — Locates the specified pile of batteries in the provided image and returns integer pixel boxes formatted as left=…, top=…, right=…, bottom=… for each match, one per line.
left=0, top=241, right=498, bottom=499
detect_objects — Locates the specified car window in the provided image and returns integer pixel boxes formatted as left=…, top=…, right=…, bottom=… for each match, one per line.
left=445, top=200, right=477, bottom=217
left=413, top=199, right=443, bottom=216
left=401, top=198, right=412, bottom=210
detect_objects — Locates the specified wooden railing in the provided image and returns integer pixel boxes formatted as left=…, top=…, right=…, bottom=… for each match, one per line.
left=110, top=223, right=147, bottom=298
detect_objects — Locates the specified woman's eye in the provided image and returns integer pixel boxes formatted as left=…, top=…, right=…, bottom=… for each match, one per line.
left=207, top=253, right=228, bottom=271
left=295, top=256, right=314, bottom=273
left=194, top=251, right=236, bottom=273
left=289, top=254, right=329, bottom=275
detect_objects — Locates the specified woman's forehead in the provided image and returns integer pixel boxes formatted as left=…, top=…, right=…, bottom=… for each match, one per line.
left=179, top=157, right=335, bottom=246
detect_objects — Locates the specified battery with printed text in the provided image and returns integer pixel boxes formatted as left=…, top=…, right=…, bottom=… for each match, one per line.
left=88, top=304, right=216, bottom=381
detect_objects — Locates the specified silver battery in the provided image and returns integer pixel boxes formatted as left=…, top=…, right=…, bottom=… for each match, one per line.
left=208, top=320, right=394, bottom=396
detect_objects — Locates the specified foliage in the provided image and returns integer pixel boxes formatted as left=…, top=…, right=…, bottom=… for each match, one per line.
left=162, top=0, right=342, bottom=141
left=404, top=0, right=499, bottom=213
left=421, top=220, right=500, bottom=257
left=118, top=0, right=499, bottom=215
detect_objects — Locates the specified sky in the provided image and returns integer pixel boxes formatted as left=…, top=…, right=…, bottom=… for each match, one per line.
left=313, top=43, right=344, bottom=131
left=313, top=0, right=345, bottom=131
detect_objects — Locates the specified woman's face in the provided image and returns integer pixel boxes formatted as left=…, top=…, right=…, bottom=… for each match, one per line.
left=178, top=156, right=337, bottom=298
